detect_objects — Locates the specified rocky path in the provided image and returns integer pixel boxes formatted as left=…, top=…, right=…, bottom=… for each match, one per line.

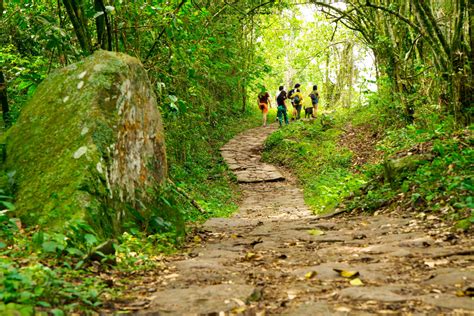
left=128, top=125, right=473, bottom=315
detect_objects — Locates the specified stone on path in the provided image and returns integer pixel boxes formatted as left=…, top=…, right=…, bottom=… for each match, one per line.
left=339, top=286, right=408, bottom=302
left=220, top=125, right=285, bottom=183
left=143, top=284, right=255, bottom=315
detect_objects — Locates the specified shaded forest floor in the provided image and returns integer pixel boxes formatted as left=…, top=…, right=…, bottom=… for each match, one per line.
left=106, top=124, right=474, bottom=315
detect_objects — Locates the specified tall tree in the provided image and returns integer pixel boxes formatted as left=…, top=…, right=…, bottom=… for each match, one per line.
left=309, top=0, right=473, bottom=124
left=62, top=0, right=92, bottom=54
left=0, top=0, right=10, bottom=127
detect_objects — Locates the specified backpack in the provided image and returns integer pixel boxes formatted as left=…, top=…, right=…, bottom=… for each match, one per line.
left=293, top=95, right=300, bottom=105
left=288, top=89, right=295, bottom=99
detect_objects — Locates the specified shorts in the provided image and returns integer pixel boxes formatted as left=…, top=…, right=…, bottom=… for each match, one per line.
left=259, top=103, right=269, bottom=114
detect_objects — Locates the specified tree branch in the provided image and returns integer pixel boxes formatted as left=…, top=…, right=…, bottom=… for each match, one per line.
left=246, top=1, right=274, bottom=16
left=144, top=0, right=187, bottom=62
left=364, top=1, right=420, bottom=33
left=168, top=179, right=207, bottom=214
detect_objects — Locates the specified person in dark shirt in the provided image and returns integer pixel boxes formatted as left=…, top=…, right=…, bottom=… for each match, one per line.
left=276, top=86, right=289, bottom=127
left=257, top=89, right=271, bottom=127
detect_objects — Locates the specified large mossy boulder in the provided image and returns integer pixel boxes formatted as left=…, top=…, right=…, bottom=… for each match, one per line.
left=4, top=50, right=171, bottom=234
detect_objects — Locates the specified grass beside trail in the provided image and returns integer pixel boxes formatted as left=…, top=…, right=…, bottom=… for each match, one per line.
left=262, top=106, right=473, bottom=232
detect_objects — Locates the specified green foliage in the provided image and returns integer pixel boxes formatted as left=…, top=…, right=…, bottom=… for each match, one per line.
left=167, top=110, right=258, bottom=222
left=347, top=108, right=473, bottom=229
left=0, top=256, right=106, bottom=314
left=115, top=231, right=177, bottom=271
left=0, top=1, right=270, bottom=312
left=254, top=5, right=373, bottom=109
left=0, top=215, right=182, bottom=314
left=0, top=45, right=50, bottom=123
left=0, top=211, right=18, bottom=248
left=263, top=119, right=366, bottom=214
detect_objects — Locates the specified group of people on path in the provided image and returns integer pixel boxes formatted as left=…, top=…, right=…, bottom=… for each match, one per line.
left=257, top=83, right=319, bottom=127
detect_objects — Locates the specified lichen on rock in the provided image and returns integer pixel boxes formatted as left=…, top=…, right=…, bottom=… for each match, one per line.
left=4, top=50, right=174, bottom=235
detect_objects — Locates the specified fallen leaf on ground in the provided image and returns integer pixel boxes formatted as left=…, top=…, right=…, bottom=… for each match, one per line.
left=232, top=307, right=247, bottom=313
left=305, top=271, right=318, bottom=279
left=247, top=287, right=263, bottom=302
left=244, top=252, right=263, bottom=261
left=349, top=278, right=364, bottom=286
left=333, top=268, right=360, bottom=279
left=231, top=298, right=246, bottom=306
left=246, top=252, right=256, bottom=260
left=308, top=229, right=325, bottom=236
left=456, top=286, right=474, bottom=297
left=163, top=273, right=179, bottom=279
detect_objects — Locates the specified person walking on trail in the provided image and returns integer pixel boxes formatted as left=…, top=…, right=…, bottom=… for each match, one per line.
left=288, top=83, right=301, bottom=120
left=289, top=88, right=304, bottom=120
left=309, top=85, right=319, bottom=118
left=276, top=86, right=289, bottom=127
left=257, top=89, right=271, bottom=127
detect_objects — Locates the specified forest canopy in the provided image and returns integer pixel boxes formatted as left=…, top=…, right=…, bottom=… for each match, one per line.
left=1, top=1, right=472, bottom=127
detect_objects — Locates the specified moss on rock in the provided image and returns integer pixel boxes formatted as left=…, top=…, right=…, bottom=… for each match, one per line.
left=4, top=50, right=178, bottom=235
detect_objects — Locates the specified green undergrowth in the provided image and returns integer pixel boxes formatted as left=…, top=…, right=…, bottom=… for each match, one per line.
left=348, top=119, right=473, bottom=230
left=0, top=185, right=184, bottom=314
left=0, top=212, right=179, bottom=315
left=263, top=102, right=473, bottom=231
left=165, top=107, right=261, bottom=222
left=262, top=115, right=367, bottom=214
left=0, top=43, right=262, bottom=312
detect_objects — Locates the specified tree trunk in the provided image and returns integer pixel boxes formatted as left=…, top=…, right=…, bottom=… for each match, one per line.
left=94, top=0, right=106, bottom=49
left=242, top=78, right=247, bottom=112
left=0, top=72, right=10, bottom=128
left=62, top=0, right=92, bottom=54
left=56, top=0, right=68, bottom=65
left=0, top=0, right=10, bottom=127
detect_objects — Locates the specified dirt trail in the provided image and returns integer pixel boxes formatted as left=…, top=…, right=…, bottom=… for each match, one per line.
left=128, top=125, right=473, bottom=315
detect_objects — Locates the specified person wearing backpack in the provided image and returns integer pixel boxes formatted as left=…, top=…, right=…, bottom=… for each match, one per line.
left=276, top=86, right=289, bottom=127
left=288, top=83, right=300, bottom=120
left=257, top=88, right=271, bottom=127
left=308, top=85, right=319, bottom=118
left=289, top=88, right=303, bottom=120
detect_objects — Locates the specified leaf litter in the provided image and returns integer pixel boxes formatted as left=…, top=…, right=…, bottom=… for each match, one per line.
left=104, top=125, right=474, bottom=315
